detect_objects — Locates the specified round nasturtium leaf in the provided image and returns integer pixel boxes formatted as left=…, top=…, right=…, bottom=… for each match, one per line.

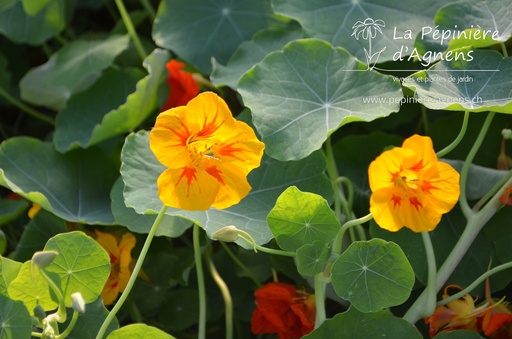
left=152, top=0, right=273, bottom=74
left=303, top=306, right=422, bottom=339
left=404, top=49, right=512, bottom=113
left=43, top=231, right=110, bottom=307
left=238, top=38, right=402, bottom=161
left=296, top=241, right=331, bottom=276
left=330, top=238, right=415, bottom=312
left=0, top=294, right=32, bottom=339
left=267, top=186, right=340, bottom=252
left=8, top=261, right=58, bottom=313
left=0, top=137, right=118, bottom=225
left=107, top=323, right=176, bottom=339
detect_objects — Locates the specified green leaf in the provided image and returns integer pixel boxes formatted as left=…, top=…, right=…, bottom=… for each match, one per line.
left=238, top=39, right=402, bottom=161
left=43, top=231, right=111, bottom=306
left=0, top=0, right=15, bottom=11
left=438, top=0, right=512, bottom=44
left=19, top=34, right=130, bottom=109
left=152, top=0, right=273, bottom=74
left=0, top=293, right=32, bottom=339
left=110, top=177, right=191, bottom=238
left=54, top=48, right=169, bottom=152
left=330, top=238, right=415, bottom=312
left=434, top=330, right=485, bottom=339
left=296, top=241, right=330, bottom=276
left=54, top=68, right=144, bottom=152
left=404, top=49, right=512, bottom=113
left=0, top=137, right=118, bottom=224
left=59, top=298, right=119, bottom=339
left=272, top=0, right=447, bottom=64
left=305, top=306, right=422, bottom=339
left=210, top=23, right=303, bottom=89
left=22, top=0, right=52, bottom=15
left=12, top=209, right=68, bottom=262
left=267, top=186, right=339, bottom=252
left=157, top=289, right=200, bottom=332
left=8, top=260, right=58, bottom=312
left=107, top=324, right=176, bottom=339
left=120, top=130, right=332, bottom=247
left=0, top=256, right=22, bottom=297
left=0, top=0, right=65, bottom=45
left=0, top=198, right=28, bottom=226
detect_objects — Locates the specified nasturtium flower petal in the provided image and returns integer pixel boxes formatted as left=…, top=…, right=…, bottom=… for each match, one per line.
left=161, top=60, right=199, bottom=111
left=150, top=92, right=265, bottom=211
left=368, top=134, right=460, bottom=232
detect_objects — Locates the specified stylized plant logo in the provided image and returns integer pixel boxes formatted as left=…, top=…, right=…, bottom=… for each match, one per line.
left=352, top=18, right=386, bottom=70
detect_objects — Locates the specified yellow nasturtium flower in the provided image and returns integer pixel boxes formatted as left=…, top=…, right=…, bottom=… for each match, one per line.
left=93, top=230, right=136, bottom=305
left=368, top=134, right=460, bottom=232
left=150, top=91, right=265, bottom=210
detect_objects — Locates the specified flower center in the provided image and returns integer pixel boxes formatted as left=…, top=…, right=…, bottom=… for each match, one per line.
left=394, top=169, right=420, bottom=191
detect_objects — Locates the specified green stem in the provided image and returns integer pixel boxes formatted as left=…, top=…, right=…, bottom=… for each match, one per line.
left=325, top=138, right=344, bottom=222
left=459, top=111, right=495, bottom=219
left=0, top=87, right=54, bottom=126
left=56, top=311, right=79, bottom=339
left=38, top=269, right=67, bottom=323
left=403, top=174, right=512, bottom=324
left=220, top=242, right=262, bottom=287
left=438, top=261, right=512, bottom=307
left=194, top=224, right=207, bottom=339
left=473, top=169, right=512, bottom=211
left=31, top=333, right=43, bottom=338
left=501, top=42, right=509, bottom=57
left=237, top=235, right=296, bottom=257
left=421, top=232, right=436, bottom=318
left=333, top=213, right=373, bottom=255
left=96, top=205, right=168, bottom=339
left=436, top=111, right=470, bottom=158
left=138, top=0, right=156, bottom=20
left=206, top=250, right=233, bottom=339
left=313, top=273, right=327, bottom=328
left=334, top=177, right=354, bottom=213
left=114, top=0, right=147, bottom=61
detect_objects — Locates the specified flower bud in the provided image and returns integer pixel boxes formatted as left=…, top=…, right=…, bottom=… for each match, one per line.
left=502, top=128, right=512, bottom=140
left=32, top=251, right=58, bottom=269
left=211, top=225, right=240, bottom=242
left=33, top=304, right=46, bottom=321
left=71, top=292, right=86, bottom=313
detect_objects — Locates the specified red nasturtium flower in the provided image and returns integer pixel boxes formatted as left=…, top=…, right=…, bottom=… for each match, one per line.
left=150, top=91, right=265, bottom=210
left=161, top=59, right=200, bottom=111
left=368, top=134, right=460, bottom=232
left=426, top=284, right=512, bottom=338
left=251, top=282, right=316, bottom=339
left=92, top=230, right=136, bottom=305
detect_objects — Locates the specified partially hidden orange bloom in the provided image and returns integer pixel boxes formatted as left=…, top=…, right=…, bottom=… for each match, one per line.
left=150, top=91, right=265, bottom=210
left=161, top=59, right=200, bottom=111
left=92, top=230, right=136, bottom=305
left=251, top=282, right=316, bottom=339
left=499, top=186, right=512, bottom=206
left=368, top=134, right=460, bottom=232
left=426, top=284, right=512, bottom=338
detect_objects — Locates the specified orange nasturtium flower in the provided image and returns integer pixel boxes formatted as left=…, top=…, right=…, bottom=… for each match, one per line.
left=251, top=282, right=316, bottom=339
left=368, top=134, right=460, bottom=232
left=150, top=91, right=265, bottom=210
left=499, top=185, right=512, bottom=206
left=161, top=59, right=200, bottom=111
left=92, top=230, right=136, bottom=305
